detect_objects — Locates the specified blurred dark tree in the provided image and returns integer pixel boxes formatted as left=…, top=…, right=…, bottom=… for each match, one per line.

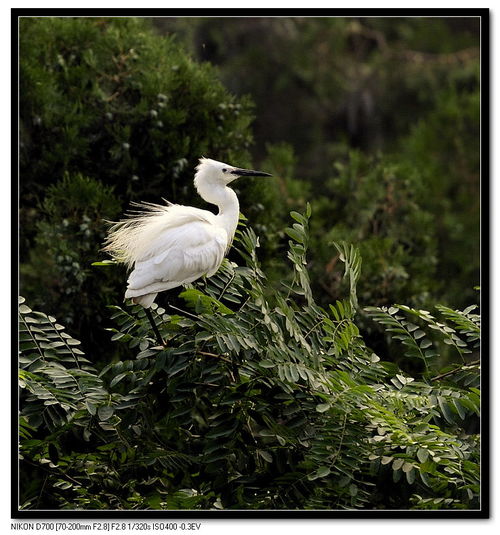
left=153, top=16, right=480, bottom=308
left=20, top=174, right=123, bottom=346
left=20, top=17, right=253, bottom=204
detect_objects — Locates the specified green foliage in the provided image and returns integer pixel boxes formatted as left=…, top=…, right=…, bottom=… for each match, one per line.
left=18, top=296, right=108, bottom=431
left=365, top=303, right=480, bottom=383
left=19, top=210, right=480, bottom=510
left=400, top=82, right=480, bottom=306
left=20, top=17, right=253, bottom=201
left=20, top=173, right=123, bottom=351
left=18, top=16, right=481, bottom=512
left=295, top=150, right=438, bottom=309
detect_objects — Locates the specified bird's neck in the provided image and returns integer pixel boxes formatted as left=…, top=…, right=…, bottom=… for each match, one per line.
left=199, top=183, right=240, bottom=240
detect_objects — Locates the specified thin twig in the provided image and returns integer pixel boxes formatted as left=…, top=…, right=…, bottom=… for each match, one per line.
left=197, top=351, right=232, bottom=365
left=168, top=304, right=199, bottom=320
left=35, top=474, right=49, bottom=509
left=217, top=271, right=235, bottom=301
left=431, top=360, right=480, bottom=382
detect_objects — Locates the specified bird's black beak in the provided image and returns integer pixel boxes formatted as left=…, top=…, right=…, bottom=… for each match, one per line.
left=231, top=167, right=272, bottom=177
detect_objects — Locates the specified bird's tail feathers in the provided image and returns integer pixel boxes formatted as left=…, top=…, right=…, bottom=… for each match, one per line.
left=128, top=200, right=173, bottom=212
left=102, top=201, right=174, bottom=267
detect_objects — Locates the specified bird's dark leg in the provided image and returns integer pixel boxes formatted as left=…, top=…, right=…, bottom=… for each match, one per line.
left=231, top=359, right=241, bottom=383
left=144, top=308, right=165, bottom=347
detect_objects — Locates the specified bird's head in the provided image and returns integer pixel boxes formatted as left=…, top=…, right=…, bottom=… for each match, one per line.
left=195, top=157, right=272, bottom=188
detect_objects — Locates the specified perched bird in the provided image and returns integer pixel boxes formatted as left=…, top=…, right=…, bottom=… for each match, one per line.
left=103, top=158, right=272, bottom=312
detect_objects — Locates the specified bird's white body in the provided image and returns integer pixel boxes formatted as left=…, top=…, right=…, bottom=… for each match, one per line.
left=122, top=203, right=232, bottom=308
left=104, top=158, right=270, bottom=308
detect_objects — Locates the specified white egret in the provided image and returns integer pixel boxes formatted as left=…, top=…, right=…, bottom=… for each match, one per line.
left=103, top=157, right=272, bottom=344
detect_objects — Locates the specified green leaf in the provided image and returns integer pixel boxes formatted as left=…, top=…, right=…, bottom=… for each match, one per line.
left=417, top=448, right=429, bottom=463
left=110, top=372, right=128, bottom=387
left=306, top=202, right=312, bottom=218
left=86, top=401, right=97, bottom=415
left=179, top=289, right=233, bottom=315
left=98, top=405, right=114, bottom=421
left=290, top=211, right=306, bottom=225
left=437, top=396, right=455, bottom=424
left=316, top=466, right=331, bottom=478
left=402, top=461, right=414, bottom=473
left=453, top=399, right=466, bottom=420
left=308, top=466, right=331, bottom=480
left=91, top=260, right=117, bottom=266
left=257, top=450, right=273, bottom=463
left=392, top=458, right=404, bottom=471
left=420, top=471, right=431, bottom=487
left=285, top=227, right=305, bottom=243
left=405, top=467, right=416, bottom=485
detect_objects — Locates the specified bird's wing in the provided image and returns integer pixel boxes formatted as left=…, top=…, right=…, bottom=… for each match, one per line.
left=125, top=218, right=228, bottom=296
left=104, top=203, right=219, bottom=269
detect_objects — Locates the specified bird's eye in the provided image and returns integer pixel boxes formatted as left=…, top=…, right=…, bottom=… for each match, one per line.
left=222, top=168, right=228, bottom=173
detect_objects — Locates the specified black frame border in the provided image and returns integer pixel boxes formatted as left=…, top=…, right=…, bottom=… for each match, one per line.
left=12, top=7, right=490, bottom=520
